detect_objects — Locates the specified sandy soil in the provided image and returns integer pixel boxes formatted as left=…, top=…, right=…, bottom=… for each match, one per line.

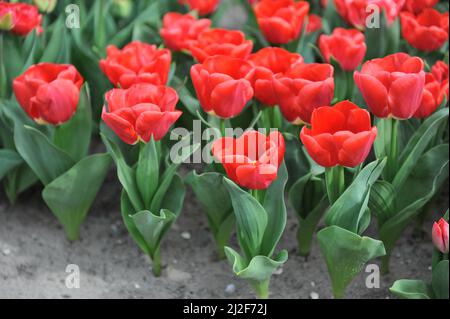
left=0, top=166, right=446, bottom=299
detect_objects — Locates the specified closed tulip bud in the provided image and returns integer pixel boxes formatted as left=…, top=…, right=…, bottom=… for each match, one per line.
left=319, top=28, right=366, bottom=71
left=13, top=63, right=84, bottom=125
left=212, top=131, right=285, bottom=190
left=432, top=218, right=449, bottom=254
left=354, top=53, right=425, bottom=119
left=33, top=0, right=57, bottom=13
left=102, top=83, right=182, bottom=145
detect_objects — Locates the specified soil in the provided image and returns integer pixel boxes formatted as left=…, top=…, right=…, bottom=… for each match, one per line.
left=0, top=167, right=447, bottom=299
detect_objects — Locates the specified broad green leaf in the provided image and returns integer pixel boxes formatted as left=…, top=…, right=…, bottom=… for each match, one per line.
left=369, top=180, right=396, bottom=226
left=40, top=17, right=68, bottom=63
left=432, top=260, right=449, bottom=299
left=150, top=163, right=178, bottom=214
left=121, top=191, right=150, bottom=255
left=0, top=149, right=22, bottom=180
left=136, top=139, right=160, bottom=208
left=325, top=159, right=386, bottom=234
left=389, top=280, right=432, bottom=299
left=161, top=174, right=185, bottom=217
left=42, top=153, right=111, bottom=241
left=224, top=178, right=268, bottom=260
left=317, top=225, right=386, bottom=298
left=53, top=84, right=92, bottom=161
left=14, top=125, right=75, bottom=185
left=260, top=162, right=288, bottom=257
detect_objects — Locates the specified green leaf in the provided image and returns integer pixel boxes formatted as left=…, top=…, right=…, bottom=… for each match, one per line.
left=380, top=144, right=449, bottom=257
left=317, top=225, right=386, bottom=299
left=14, top=125, right=75, bottom=185
left=0, top=149, right=22, bottom=181
left=42, top=153, right=111, bottom=241
left=150, top=163, right=178, bottom=214
left=432, top=260, right=449, bottom=299
left=161, top=173, right=185, bottom=217
left=171, top=76, right=199, bottom=116
left=260, top=162, right=288, bottom=257
left=325, top=159, right=386, bottom=234
left=369, top=180, right=396, bottom=226
left=224, top=178, right=268, bottom=259
left=136, top=139, right=160, bottom=208
left=394, top=108, right=449, bottom=190
left=53, top=84, right=92, bottom=161
left=40, top=17, right=68, bottom=63
left=389, top=280, right=432, bottom=299
left=121, top=191, right=150, bottom=255
left=185, top=171, right=234, bottom=256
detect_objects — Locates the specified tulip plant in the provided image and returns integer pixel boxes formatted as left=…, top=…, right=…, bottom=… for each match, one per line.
left=0, top=0, right=449, bottom=300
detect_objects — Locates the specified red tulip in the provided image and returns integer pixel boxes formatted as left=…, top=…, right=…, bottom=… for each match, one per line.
left=432, top=218, right=449, bottom=254
left=0, top=2, right=42, bottom=36
left=403, top=0, right=439, bottom=15
left=354, top=53, right=425, bottom=119
left=400, top=9, right=448, bottom=52
left=334, top=0, right=404, bottom=30
left=300, top=101, right=377, bottom=167
left=431, top=61, right=449, bottom=99
left=189, top=28, right=253, bottom=63
left=273, top=63, right=334, bottom=124
left=102, top=83, right=181, bottom=145
left=254, top=0, right=310, bottom=44
left=13, top=63, right=83, bottom=125
left=160, top=12, right=211, bottom=52
left=212, top=131, right=285, bottom=190
left=191, top=56, right=254, bottom=119
left=318, top=28, right=366, bottom=71
left=247, top=47, right=304, bottom=106
left=414, top=73, right=444, bottom=118
left=100, top=41, right=171, bottom=89
left=306, top=14, right=322, bottom=34
left=178, top=0, right=220, bottom=16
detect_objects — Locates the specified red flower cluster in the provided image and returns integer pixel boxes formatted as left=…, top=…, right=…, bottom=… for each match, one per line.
left=178, top=0, right=220, bottom=16
left=13, top=63, right=84, bottom=125
left=0, top=2, right=42, bottom=36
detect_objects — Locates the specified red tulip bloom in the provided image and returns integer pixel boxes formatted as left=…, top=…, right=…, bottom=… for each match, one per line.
left=319, top=28, right=366, bottom=71
left=254, top=0, right=310, bottom=44
left=178, top=0, right=220, bottom=16
left=0, top=2, right=42, bottom=36
left=400, top=9, right=448, bottom=52
left=212, top=131, right=285, bottom=190
left=306, top=14, right=322, bottom=34
left=102, top=84, right=181, bottom=145
left=354, top=53, right=425, bottom=119
left=100, top=41, right=171, bottom=89
left=403, top=0, right=439, bottom=15
left=273, top=63, right=334, bottom=124
left=334, top=0, right=404, bottom=30
left=13, top=63, right=83, bottom=125
left=300, top=101, right=377, bottom=167
left=431, top=61, right=449, bottom=99
left=189, top=28, right=253, bottom=63
left=432, top=218, right=449, bottom=254
left=191, top=56, right=254, bottom=119
left=247, top=47, right=304, bottom=106
left=414, top=73, right=444, bottom=118
left=160, top=12, right=211, bottom=52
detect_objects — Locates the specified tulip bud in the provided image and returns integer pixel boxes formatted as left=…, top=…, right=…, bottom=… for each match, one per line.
left=432, top=218, right=449, bottom=254
left=0, top=11, right=14, bottom=31
left=33, top=0, right=57, bottom=13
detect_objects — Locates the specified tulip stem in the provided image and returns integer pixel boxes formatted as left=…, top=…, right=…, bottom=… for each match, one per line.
left=251, top=279, right=270, bottom=299
left=0, top=32, right=6, bottom=98
left=151, top=246, right=162, bottom=277
left=220, top=119, right=226, bottom=137
left=386, top=118, right=399, bottom=182
left=325, top=166, right=345, bottom=204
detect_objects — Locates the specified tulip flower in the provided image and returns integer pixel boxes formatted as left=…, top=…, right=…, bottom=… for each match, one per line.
left=0, top=2, right=42, bottom=36
left=273, top=62, right=334, bottom=124
left=300, top=101, right=377, bottom=168
left=247, top=47, right=304, bottom=107
left=318, top=28, right=367, bottom=71
left=431, top=61, right=449, bottom=100
left=102, top=83, right=182, bottom=144
left=432, top=218, right=449, bottom=254
left=414, top=73, right=444, bottom=119
left=403, top=0, right=439, bottom=15
left=178, top=0, right=220, bottom=16
left=254, top=0, right=310, bottom=44
left=354, top=52, right=425, bottom=119
left=189, top=28, right=253, bottom=63
left=212, top=131, right=285, bottom=190
left=400, top=9, right=449, bottom=52
left=13, top=63, right=84, bottom=126
left=99, top=41, right=171, bottom=89
left=306, top=14, right=322, bottom=34
left=160, top=12, right=211, bottom=52
left=334, top=0, right=404, bottom=30
left=191, top=55, right=254, bottom=119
